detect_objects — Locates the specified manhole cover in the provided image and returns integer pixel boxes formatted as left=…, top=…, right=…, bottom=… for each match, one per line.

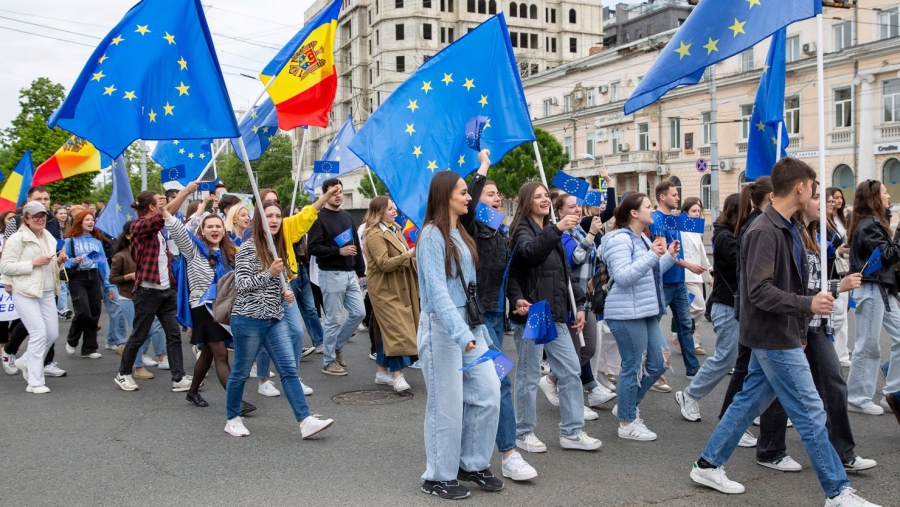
left=332, top=389, right=414, bottom=405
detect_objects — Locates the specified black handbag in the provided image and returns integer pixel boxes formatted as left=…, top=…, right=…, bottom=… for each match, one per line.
left=458, top=265, right=484, bottom=327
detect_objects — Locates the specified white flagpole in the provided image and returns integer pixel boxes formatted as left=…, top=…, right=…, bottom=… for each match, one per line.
left=776, top=121, right=783, bottom=163
left=815, top=14, right=828, bottom=290
left=289, top=128, right=310, bottom=215
left=531, top=141, right=584, bottom=347
left=365, top=166, right=378, bottom=197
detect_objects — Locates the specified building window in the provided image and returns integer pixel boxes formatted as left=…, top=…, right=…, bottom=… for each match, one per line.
left=530, top=4, right=538, bottom=19
left=441, top=27, right=446, bottom=43
left=449, top=28, right=455, bottom=42
left=396, top=0, right=403, bottom=8
left=489, top=0, right=496, bottom=14
left=702, top=112, right=711, bottom=145
left=423, top=23, right=432, bottom=40
left=785, top=95, right=800, bottom=134
left=530, top=63, right=538, bottom=75
left=638, top=122, right=650, bottom=151
left=585, top=131, right=596, bottom=157
left=530, top=33, right=538, bottom=48
left=510, top=31, right=518, bottom=47
left=878, top=7, right=899, bottom=39
left=478, top=0, right=486, bottom=14
left=520, top=32, right=527, bottom=48
left=551, top=37, right=557, bottom=52
left=369, top=39, right=372, bottom=54
left=424, top=54, right=432, bottom=63
left=669, top=118, right=681, bottom=149
left=368, top=9, right=372, bottom=24
left=543, top=99, right=553, bottom=117
left=376, top=29, right=380, bottom=45
left=519, top=3, right=526, bottom=18
left=549, top=7, right=556, bottom=23
left=740, top=104, right=753, bottom=140
left=563, top=94, right=572, bottom=113
left=569, top=37, right=577, bottom=53
left=610, top=81, right=620, bottom=102
left=740, top=49, right=754, bottom=72
left=424, top=0, right=432, bottom=7
left=467, top=0, right=475, bottom=12
left=563, top=136, right=573, bottom=157
left=612, top=127, right=623, bottom=154
left=396, top=24, right=405, bottom=40
left=833, top=164, right=855, bottom=203
left=884, top=79, right=900, bottom=123
left=440, top=0, right=454, bottom=12
left=396, top=55, right=405, bottom=73
left=569, top=8, right=576, bottom=23
left=343, top=22, right=352, bottom=40
left=786, top=35, right=800, bottom=63
left=701, top=174, right=712, bottom=210
left=832, top=87, right=852, bottom=128
left=509, top=1, right=517, bottom=16
left=369, top=68, right=373, bottom=84
left=832, top=22, right=852, bottom=52
left=376, top=60, right=380, bottom=76
left=377, top=91, right=382, bottom=106
left=586, top=88, right=595, bottom=107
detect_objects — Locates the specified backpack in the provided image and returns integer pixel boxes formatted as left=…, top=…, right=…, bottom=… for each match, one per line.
left=212, top=271, right=237, bottom=325
left=586, top=257, right=611, bottom=315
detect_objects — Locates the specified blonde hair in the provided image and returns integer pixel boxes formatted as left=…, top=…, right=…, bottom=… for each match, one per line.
left=363, top=196, right=393, bottom=231
left=225, top=205, right=249, bottom=235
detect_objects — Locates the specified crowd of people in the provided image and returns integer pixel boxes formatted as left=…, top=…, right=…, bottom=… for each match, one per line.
left=0, top=154, right=898, bottom=506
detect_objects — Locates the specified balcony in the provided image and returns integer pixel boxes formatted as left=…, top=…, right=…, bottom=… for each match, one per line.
left=878, top=124, right=900, bottom=140
left=829, top=131, right=852, bottom=146
left=788, top=136, right=801, bottom=150
left=664, top=149, right=681, bottom=161
left=737, top=141, right=748, bottom=154
left=699, top=146, right=711, bottom=158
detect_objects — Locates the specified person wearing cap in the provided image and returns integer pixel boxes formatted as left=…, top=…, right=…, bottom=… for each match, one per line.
left=0, top=201, right=69, bottom=393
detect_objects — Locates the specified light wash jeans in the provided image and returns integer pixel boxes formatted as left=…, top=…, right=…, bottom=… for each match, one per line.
left=226, top=315, right=309, bottom=421
left=512, top=321, right=584, bottom=438
left=607, top=316, right=666, bottom=422
left=685, top=303, right=740, bottom=400
left=12, top=291, right=57, bottom=387
left=483, top=311, right=515, bottom=453
left=57, top=282, right=69, bottom=312
left=419, top=310, right=500, bottom=482
left=102, top=286, right=128, bottom=347
left=701, top=347, right=850, bottom=498
left=118, top=297, right=167, bottom=368
left=848, top=282, right=900, bottom=407
left=257, top=299, right=306, bottom=378
left=293, top=268, right=323, bottom=346
left=320, top=270, right=365, bottom=367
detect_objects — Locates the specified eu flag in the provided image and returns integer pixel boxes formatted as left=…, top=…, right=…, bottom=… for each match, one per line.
left=551, top=171, right=589, bottom=204
left=746, top=29, right=790, bottom=180
left=150, top=139, right=213, bottom=183
left=304, top=115, right=366, bottom=194
left=624, top=0, right=820, bottom=114
left=475, top=202, right=505, bottom=230
left=48, top=0, right=239, bottom=157
left=314, top=160, right=340, bottom=174
left=584, top=191, right=602, bottom=207
left=95, top=156, right=135, bottom=238
left=334, top=228, right=353, bottom=247
left=523, top=300, right=557, bottom=345
left=348, top=14, right=535, bottom=227
left=863, top=247, right=883, bottom=276
left=232, top=98, right=280, bottom=162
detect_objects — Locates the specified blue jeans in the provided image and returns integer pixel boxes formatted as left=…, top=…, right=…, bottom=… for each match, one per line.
left=102, top=287, right=128, bottom=347
left=484, top=311, right=515, bottom=453
left=293, top=268, right=323, bottom=346
left=320, top=270, right=365, bottom=367
left=512, top=321, right=584, bottom=438
left=119, top=298, right=166, bottom=368
left=662, top=283, right=700, bottom=375
left=685, top=303, right=740, bottom=400
left=418, top=310, right=500, bottom=482
left=256, top=299, right=306, bottom=378
left=57, top=282, right=69, bottom=311
left=227, top=315, right=310, bottom=422
left=848, top=283, right=900, bottom=407
left=701, top=347, right=850, bottom=498
left=607, top=316, right=666, bottom=422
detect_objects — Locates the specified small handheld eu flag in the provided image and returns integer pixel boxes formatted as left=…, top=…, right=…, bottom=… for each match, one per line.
left=335, top=228, right=354, bottom=247
left=523, top=300, right=557, bottom=345
left=862, top=247, right=882, bottom=276
left=551, top=171, right=589, bottom=204
left=314, top=160, right=340, bottom=174
left=475, top=202, right=505, bottom=230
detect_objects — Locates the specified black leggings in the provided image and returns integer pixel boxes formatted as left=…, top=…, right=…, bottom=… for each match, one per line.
left=190, top=341, right=230, bottom=395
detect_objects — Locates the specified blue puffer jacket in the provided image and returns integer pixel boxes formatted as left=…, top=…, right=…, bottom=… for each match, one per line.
left=600, top=228, right=675, bottom=320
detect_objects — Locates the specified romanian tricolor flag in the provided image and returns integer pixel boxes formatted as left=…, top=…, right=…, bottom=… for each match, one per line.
left=0, top=150, right=35, bottom=213
left=260, top=0, right=342, bottom=130
left=32, top=136, right=107, bottom=187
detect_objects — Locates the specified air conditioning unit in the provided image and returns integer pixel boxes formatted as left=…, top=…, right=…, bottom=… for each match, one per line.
left=550, top=97, right=559, bottom=105
left=595, top=129, right=608, bottom=142
left=618, top=142, right=630, bottom=152
left=598, top=84, right=609, bottom=94
left=574, top=90, right=584, bottom=100
left=802, top=42, right=817, bottom=55
left=719, top=159, right=733, bottom=171
left=656, top=164, right=669, bottom=175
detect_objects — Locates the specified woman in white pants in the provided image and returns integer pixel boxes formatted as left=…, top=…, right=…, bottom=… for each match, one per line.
left=0, top=201, right=68, bottom=393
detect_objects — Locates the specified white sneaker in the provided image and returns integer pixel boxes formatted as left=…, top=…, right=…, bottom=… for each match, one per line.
left=258, top=380, right=281, bottom=397
left=368, top=352, right=377, bottom=360
left=501, top=451, right=537, bottom=481
left=879, top=397, right=890, bottom=409
left=171, top=375, right=193, bottom=392
left=82, top=352, right=102, bottom=359
left=393, top=374, right=411, bottom=392
left=515, top=432, right=547, bottom=453
left=299, top=415, right=334, bottom=438
left=1, top=350, right=17, bottom=375
left=540, top=360, right=551, bottom=375
left=559, top=430, right=602, bottom=451
left=848, top=403, right=883, bottom=416
left=157, top=357, right=170, bottom=370
left=43, top=362, right=67, bottom=377
left=690, top=463, right=745, bottom=494
left=843, top=456, right=877, bottom=471
left=143, top=355, right=159, bottom=367
left=114, top=373, right=138, bottom=391
left=375, top=371, right=395, bottom=386
left=618, top=420, right=657, bottom=441
left=757, top=455, right=803, bottom=472
left=409, top=359, right=422, bottom=369
left=737, top=430, right=758, bottom=448
left=357, top=322, right=367, bottom=332
left=538, top=375, right=560, bottom=407
left=249, top=364, right=258, bottom=377
left=583, top=405, right=599, bottom=421
left=314, top=344, right=324, bottom=354
left=26, top=385, right=51, bottom=394
left=611, top=404, right=641, bottom=421
left=596, top=373, right=616, bottom=392
left=753, top=416, right=761, bottom=426
left=14, top=358, right=29, bottom=381
left=224, top=417, right=250, bottom=437
left=824, top=487, right=881, bottom=507
left=587, top=386, right=616, bottom=407
left=300, top=379, right=314, bottom=396
left=65, top=343, right=76, bottom=355
left=675, top=391, right=701, bottom=422
left=191, top=346, right=201, bottom=360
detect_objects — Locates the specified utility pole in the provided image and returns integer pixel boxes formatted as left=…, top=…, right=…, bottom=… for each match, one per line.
left=140, top=140, right=148, bottom=191
left=709, top=66, right=720, bottom=220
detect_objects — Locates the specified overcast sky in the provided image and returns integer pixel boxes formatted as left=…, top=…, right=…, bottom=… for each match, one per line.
left=0, top=0, right=637, bottom=133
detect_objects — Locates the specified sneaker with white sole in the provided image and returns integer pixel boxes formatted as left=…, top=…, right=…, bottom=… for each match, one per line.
left=824, top=487, right=881, bottom=507
left=368, top=352, right=377, bottom=360
left=650, top=376, right=672, bottom=393
left=258, top=380, right=281, bottom=397
left=618, top=420, right=657, bottom=441
left=410, top=360, right=422, bottom=369
left=301, top=347, right=316, bottom=358
left=43, top=362, right=67, bottom=377
left=375, top=371, right=395, bottom=386
left=675, top=391, right=701, bottom=422
left=540, top=360, right=551, bottom=376
left=191, top=345, right=201, bottom=360
left=81, top=352, right=102, bottom=359
left=501, top=451, right=537, bottom=481
left=757, top=455, right=802, bottom=472
left=587, top=386, right=616, bottom=407
left=611, top=404, right=641, bottom=421
left=300, top=379, right=314, bottom=396
left=2, top=351, right=18, bottom=375
left=516, top=432, right=547, bottom=453
left=596, top=373, right=617, bottom=392
left=737, top=430, right=758, bottom=448
left=843, top=456, right=877, bottom=472
left=65, top=343, right=76, bottom=355
left=224, top=417, right=250, bottom=437
left=879, top=397, right=890, bottom=410
left=157, top=357, right=170, bottom=370
left=315, top=344, right=324, bottom=354
left=538, top=375, right=560, bottom=407
left=393, top=374, right=411, bottom=392
left=299, top=415, right=334, bottom=438
left=583, top=405, right=599, bottom=421
left=26, top=385, right=51, bottom=394
left=322, top=361, right=347, bottom=376
left=171, top=376, right=193, bottom=392
left=848, top=403, right=883, bottom=416
left=142, top=355, right=159, bottom=367
left=14, top=358, right=28, bottom=381
left=114, top=373, right=138, bottom=391
left=560, top=431, right=602, bottom=451
left=690, top=463, right=745, bottom=494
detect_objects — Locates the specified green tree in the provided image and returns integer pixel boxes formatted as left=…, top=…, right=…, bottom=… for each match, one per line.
left=216, top=134, right=309, bottom=208
left=357, top=171, right=389, bottom=199
left=487, top=127, right=569, bottom=199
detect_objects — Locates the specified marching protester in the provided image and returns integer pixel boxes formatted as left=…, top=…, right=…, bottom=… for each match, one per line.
left=826, top=187, right=852, bottom=367
left=416, top=171, right=501, bottom=499
left=678, top=197, right=711, bottom=355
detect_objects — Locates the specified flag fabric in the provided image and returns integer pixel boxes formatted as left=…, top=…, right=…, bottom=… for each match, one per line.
left=677, top=215, right=705, bottom=234
left=863, top=247, right=883, bottom=276
left=460, top=349, right=501, bottom=371
left=232, top=97, right=280, bottom=162
left=465, top=116, right=490, bottom=151
left=0, top=150, right=35, bottom=213
left=523, top=300, right=557, bottom=344
left=551, top=171, right=589, bottom=204
left=304, top=115, right=366, bottom=195
left=95, top=155, right=135, bottom=238
left=334, top=227, right=353, bottom=247
left=151, top=138, right=213, bottom=184
left=624, top=0, right=821, bottom=115
left=48, top=0, right=239, bottom=157
left=584, top=190, right=603, bottom=207
left=746, top=29, right=791, bottom=180
left=459, top=349, right=515, bottom=381
left=260, top=0, right=342, bottom=130
left=32, top=136, right=111, bottom=186
left=475, top=202, right=505, bottom=230
left=160, top=166, right=186, bottom=183
left=314, top=160, right=339, bottom=174
left=348, top=14, right=535, bottom=228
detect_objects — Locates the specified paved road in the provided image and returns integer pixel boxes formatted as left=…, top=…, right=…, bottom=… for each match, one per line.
left=1, top=312, right=897, bottom=506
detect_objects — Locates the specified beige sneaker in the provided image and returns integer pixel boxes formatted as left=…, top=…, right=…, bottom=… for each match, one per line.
left=133, top=367, right=155, bottom=380
left=650, top=376, right=672, bottom=393
left=335, top=349, right=347, bottom=368
left=322, top=361, right=347, bottom=376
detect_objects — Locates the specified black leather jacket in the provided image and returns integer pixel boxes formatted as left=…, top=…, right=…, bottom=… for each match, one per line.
left=849, top=216, right=900, bottom=293
left=460, top=173, right=509, bottom=312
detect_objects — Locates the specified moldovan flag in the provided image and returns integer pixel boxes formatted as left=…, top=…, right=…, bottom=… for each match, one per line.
left=32, top=136, right=108, bottom=186
left=0, top=150, right=34, bottom=213
left=259, top=0, right=341, bottom=130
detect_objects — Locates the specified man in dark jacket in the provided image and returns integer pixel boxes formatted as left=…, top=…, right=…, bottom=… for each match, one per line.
left=689, top=158, right=878, bottom=507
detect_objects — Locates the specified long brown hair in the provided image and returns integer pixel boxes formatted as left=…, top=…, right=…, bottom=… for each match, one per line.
left=826, top=186, right=845, bottom=230
left=510, top=181, right=550, bottom=235
left=198, top=214, right=236, bottom=269
left=419, top=171, right=477, bottom=278
left=613, top=193, right=648, bottom=230
left=363, top=196, right=392, bottom=231
left=249, top=200, right=293, bottom=278
left=848, top=180, right=890, bottom=241
left=716, top=193, right=741, bottom=231
left=66, top=211, right=103, bottom=240
left=735, top=176, right=773, bottom=236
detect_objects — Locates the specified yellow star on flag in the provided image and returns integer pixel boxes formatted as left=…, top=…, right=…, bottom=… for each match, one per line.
left=463, top=78, right=475, bottom=91
left=771, top=136, right=778, bottom=146
left=405, top=123, right=416, bottom=135
left=163, top=32, right=176, bottom=45
left=103, top=84, right=117, bottom=96
left=421, top=81, right=433, bottom=94
left=135, top=25, right=151, bottom=35
left=110, top=35, right=124, bottom=45
left=175, top=81, right=190, bottom=96
left=252, top=126, right=259, bottom=133
left=91, top=71, right=106, bottom=82
left=179, top=148, right=185, bottom=154
left=703, top=37, right=719, bottom=55
left=747, top=0, right=761, bottom=8
left=116, top=205, right=122, bottom=212
left=729, top=19, right=746, bottom=37
left=126, top=213, right=133, bottom=220
left=427, top=160, right=438, bottom=172
left=250, top=110, right=258, bottom=119
left=163, top=102, right=175, bottom=115
left=188, top=153, right=194, bottom=159
left=177, top=57, right=188, bottom=70
left=123, top=90, right=137, bottom=101
left=262, top=127, right=270, bottom=133
left=148, top=109, right=157, bottom=122
left=199, top=153, right=206, bottom=159
left=478, top=95, right=488, bottom=107
left=675, top=41, right=691, bottom=59
left=442, top=73, right=454, bottom=85
left=97, top=55, right=108, bottom=64
left=484, top=118, right=491, bottom=129
left=762, top=63, right=770, bottom=73
left=413, top=146, right=423, bottom=158
left=173, top=140, right=179, bottom=145
left=458, top=155, right=465, bottom=166
left=407, top=100, right=419, bottom=112
left=756, top=120, right=766, bottom=131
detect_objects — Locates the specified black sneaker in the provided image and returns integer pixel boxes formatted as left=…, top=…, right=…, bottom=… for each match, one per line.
left=241, top=400, right=258, bottom=416
left=421, top=480, right=471, bottom=499
left=458, top=467, right=504, bottom=492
